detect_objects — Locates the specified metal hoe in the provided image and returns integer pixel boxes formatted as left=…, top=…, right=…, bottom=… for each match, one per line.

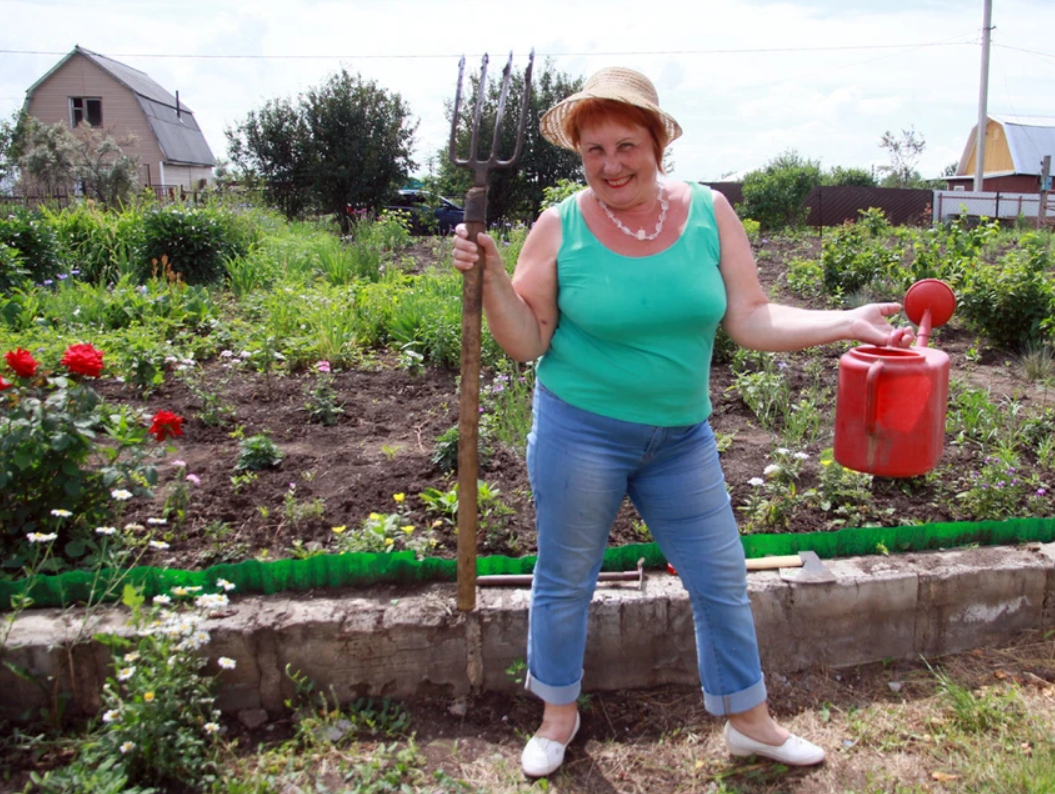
left=448, top=50, right=534, bottom=612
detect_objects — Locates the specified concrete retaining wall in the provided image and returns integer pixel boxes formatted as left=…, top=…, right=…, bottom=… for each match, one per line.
left=2, top=543, right=1052, bottom=722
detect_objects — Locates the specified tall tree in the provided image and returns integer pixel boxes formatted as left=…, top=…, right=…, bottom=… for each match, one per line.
left=303, top=69, right=417, bottom=231
left=226, top=97, right=312, bottom=218
left=878, top=127, right=927, bottom=188
left=0, top=110, right=30, bottom=191
left=226, top=70, right=417, bottom=229
left=436, top=59, right=585, bottom=224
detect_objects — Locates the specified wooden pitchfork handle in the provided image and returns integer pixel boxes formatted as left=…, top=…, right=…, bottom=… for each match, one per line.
left=449, top=51, right=534, bottom=612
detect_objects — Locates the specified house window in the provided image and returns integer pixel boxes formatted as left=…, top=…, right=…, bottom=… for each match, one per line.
left=70, top=97, right=103, bottom=128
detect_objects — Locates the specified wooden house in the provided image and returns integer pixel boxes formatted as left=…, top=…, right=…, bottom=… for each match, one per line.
left=946, top=115, right=1055, bottom=193
left=22, top=45, right=215, bottom=190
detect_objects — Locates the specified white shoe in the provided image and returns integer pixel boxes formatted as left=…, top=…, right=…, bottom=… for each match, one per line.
left=723, top=721, right=825, bottom=766
left=521, top=713, right=581, bottom=777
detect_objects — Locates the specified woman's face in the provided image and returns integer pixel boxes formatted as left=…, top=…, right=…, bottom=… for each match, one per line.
left=577, top=117, right=660, bottom=211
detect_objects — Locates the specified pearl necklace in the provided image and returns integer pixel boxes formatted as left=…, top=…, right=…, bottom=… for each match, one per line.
left=596, top=180, right=669, bottom=241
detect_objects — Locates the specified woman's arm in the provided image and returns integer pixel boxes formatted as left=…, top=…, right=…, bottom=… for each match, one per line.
left=451, top=208, right=561, bottom=362
left=714, top=192, right=913, bottom=352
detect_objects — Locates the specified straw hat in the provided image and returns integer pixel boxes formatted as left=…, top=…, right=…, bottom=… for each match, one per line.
left=539, top=67, right=683, bottom=152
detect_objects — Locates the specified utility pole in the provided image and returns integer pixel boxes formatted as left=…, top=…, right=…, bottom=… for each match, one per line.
left=973, top=0, right=994, bottom=192
left=1039, top=155, right=1051, bottom=230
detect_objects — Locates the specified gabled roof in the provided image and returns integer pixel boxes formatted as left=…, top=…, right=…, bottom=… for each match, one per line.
left=24, top=45, right=215, bottom=167
left=957, top=114, right=1055, bottom=178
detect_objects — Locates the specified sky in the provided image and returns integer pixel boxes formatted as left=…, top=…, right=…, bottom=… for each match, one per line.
left=2, top=0, right=1054, bottom=185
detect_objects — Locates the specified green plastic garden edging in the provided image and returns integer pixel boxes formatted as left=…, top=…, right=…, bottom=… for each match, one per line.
left=3, top=517, right=1053, bottom=610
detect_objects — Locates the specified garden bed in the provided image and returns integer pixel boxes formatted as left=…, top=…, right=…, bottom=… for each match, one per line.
left=94, top=236, right=1055, bottom=574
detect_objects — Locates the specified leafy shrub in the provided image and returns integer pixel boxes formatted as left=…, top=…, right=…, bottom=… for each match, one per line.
left=820, top=219, right=904, bottom=298
left=235, top=434, right=284, bottom=471
left=957, top=233, right=1054, bottom=351
left=0, top=207, right=62, bottom=283
left=137, top=205, right=250, bottom=286
left=738, top=150, right=821, bottom=231
left=0, top=240, right=28, bottom=292
left=0, top=344, right=170, bottom=573
left=431, top=422, right=492, bottom=473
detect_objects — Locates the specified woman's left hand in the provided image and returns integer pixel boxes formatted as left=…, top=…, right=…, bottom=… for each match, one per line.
left=849, top=303, right=915, bottom=348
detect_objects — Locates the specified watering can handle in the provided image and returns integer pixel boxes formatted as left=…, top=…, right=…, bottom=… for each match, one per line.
left=865, top=359, right=884, bottom=435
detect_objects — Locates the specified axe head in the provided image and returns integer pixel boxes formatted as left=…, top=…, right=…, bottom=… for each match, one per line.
left=779, top=551, right=836, bottom=584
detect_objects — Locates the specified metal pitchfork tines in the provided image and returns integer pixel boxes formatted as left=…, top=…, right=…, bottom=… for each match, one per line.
left=448, top=50, right=534, bottom=612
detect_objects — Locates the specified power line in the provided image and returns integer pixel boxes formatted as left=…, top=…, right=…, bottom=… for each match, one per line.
left=0, top=41, right=977, bottom=61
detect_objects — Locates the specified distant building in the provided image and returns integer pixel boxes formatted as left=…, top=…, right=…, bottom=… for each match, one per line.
left=946, top=115, right=1055, bottom=193
left=22, top=45, right=215, bottom=190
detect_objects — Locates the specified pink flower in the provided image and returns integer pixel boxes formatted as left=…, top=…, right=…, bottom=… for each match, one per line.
left=316, top=361, right=331, bottom=374
left=186, top=474, right=201, bottom=486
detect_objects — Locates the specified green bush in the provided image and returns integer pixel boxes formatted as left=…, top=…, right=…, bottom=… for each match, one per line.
left=137, top=205, right=250, bottom=286
left=236, top=434, right=284, bottom=471
left=739, top=150, right=821, bottom=232
left=820, top=219, right=904, bottom=298
left=0, top=207, right=62, bottom=284
left=0, top=239, right=28, bottom=292
left=957, top=233, right=1054, bottom=351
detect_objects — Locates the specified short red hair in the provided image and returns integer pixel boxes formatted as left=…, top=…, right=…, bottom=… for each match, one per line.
left=565, top=98, right=668, bottom=172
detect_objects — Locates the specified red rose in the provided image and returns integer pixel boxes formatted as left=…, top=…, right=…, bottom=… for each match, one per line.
left=5, top=348, right=39, bottom=378
left=61, top=343, right=105, bottom=378
left=149, top=410, right=184, bottom=442
left=0, top=376, right=12, bottom=391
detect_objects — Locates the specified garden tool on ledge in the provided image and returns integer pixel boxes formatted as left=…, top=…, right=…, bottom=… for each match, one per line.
left=448, top=50, right=534, bottom=612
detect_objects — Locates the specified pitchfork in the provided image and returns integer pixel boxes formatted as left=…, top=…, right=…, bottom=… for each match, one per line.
left=448, top=50, right=534, bottom=612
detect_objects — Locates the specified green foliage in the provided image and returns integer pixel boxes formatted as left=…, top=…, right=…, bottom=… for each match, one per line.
left=0, top=357, right=166, bottom=573
left=957, top=232, right=1054, bottom=351
left=877, top=126, right=928, bottom=188
left=731, top=353, right=791, bottom=432
left=436, top=58, right=585, bottom=224
left=823, top=165, right=878, bottom=187
left=227, top=69, right=417, bottom=230
left=542, top=178, right=585, bottom=208
left=138, top=205, right=252, bottom=286
left=430, top=421, right=493, bottom=473
left=480, top=362, right=535, bottom=455
left=30, top=754, right=157, bottom=794
left=303, top=362, right=344, bottom=425
left=820, top=215, right=904, bottom=298
left=88, top=585, right=232, bottom=789
left=235, top=434, right=284, bottom=471
left=786, top=256, right=825, bottom=300
left=19, top=118, right=140, bottom=208
left=954, top=453, right=1051, bottom=521
left=739, top=149, right=821, bottom=231
left=0, top=239, right=28, bottom=292
left=0, top=206, right=62, bottom=283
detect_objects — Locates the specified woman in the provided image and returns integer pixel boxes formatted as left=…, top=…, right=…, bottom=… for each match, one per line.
left=451, top=67, right=913, bottom=777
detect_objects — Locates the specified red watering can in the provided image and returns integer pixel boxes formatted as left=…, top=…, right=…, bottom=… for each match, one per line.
left=833, top=279, right=956, bottom=478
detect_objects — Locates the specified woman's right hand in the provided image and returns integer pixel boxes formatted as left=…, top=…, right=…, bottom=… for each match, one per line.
left=452, top=224, right=503, bottom=274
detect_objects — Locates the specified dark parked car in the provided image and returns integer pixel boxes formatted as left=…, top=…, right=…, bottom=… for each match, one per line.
left=384, top=190, right=465, bottom=235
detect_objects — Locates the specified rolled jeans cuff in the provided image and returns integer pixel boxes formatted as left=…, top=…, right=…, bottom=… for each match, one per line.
left=702, top=676, right=767, bottom=716
left=525, top=670, right=582, bottom=705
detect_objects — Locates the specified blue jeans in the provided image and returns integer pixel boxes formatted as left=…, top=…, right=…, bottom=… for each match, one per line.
left=525, top=384, right=767, bottom=716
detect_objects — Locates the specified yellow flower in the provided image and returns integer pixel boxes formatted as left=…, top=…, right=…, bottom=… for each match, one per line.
left=401, top=525, right=414, bottom=535
left=369, top=512, right=381, bottom=521
left=384, top=538, right=395, bottom=546
left=821, top=459, right=834, bottom=467
left=393, top=493, right=406, bottom=504
left=432, top=520, right=443, bottom=528
left=332, top=525, right=347, bottom=535
left=143, top=692, right=155, bottom=703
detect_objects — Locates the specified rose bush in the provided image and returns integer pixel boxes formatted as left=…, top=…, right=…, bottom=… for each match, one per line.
left=0, top=344, right=185, bottom=574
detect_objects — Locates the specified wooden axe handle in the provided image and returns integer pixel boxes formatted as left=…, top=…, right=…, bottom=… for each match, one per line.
left=745, top=555, right=804, bottom=571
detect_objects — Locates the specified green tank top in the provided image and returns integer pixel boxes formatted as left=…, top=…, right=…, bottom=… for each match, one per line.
left=536, top=182, right=726, bottom=426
